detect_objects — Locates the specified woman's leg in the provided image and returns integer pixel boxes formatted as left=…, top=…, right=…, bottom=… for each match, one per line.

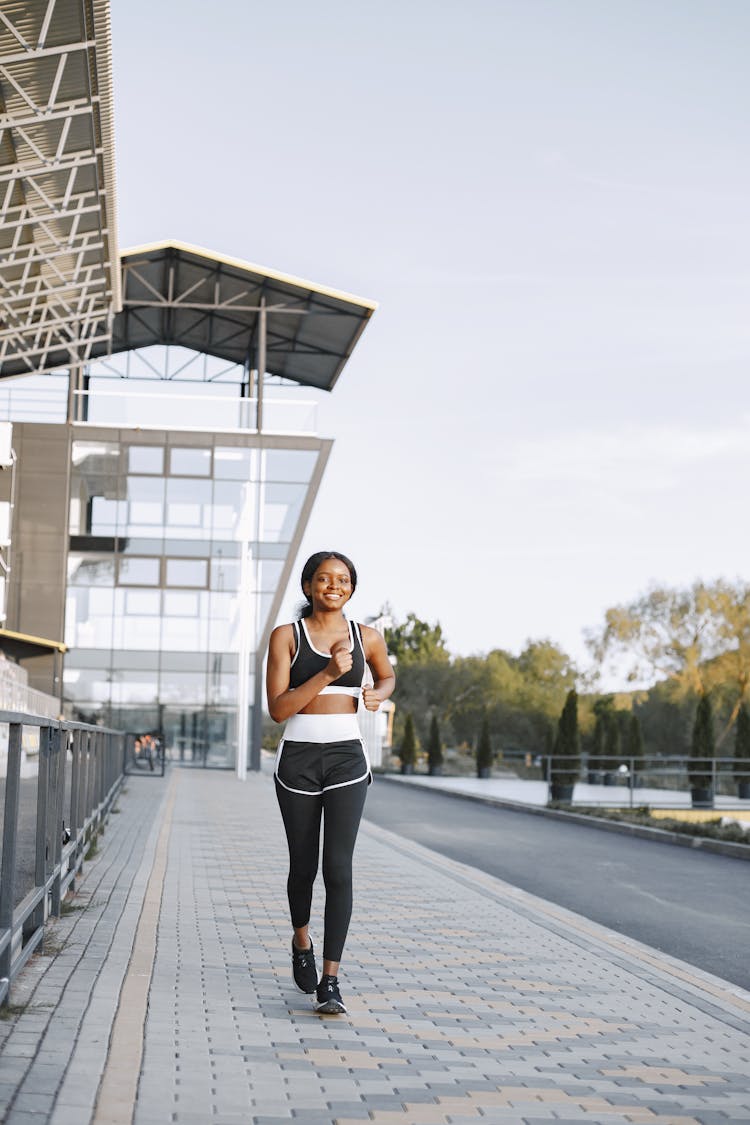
left=320, top=777, right=368, bottom=971
left=275, top=779, right=323, bottom=938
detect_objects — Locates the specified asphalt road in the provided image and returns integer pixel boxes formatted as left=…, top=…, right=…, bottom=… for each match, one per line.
left=363, top=778, right=750, bottom=991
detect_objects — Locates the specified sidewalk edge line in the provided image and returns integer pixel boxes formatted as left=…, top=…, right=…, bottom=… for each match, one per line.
left=91, top=769, right=179, bottom=1125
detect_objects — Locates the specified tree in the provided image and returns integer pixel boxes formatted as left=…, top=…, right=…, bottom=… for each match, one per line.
left=625, top=712, right=644, bottom=767
left=689, top=694, right=715, bottom=793
left=476, top=714, right=492, bottom=777
left=587, top=579, right=750, bottom=747
left=385, top=613, right=450, bottom=667
left=549, top=690, right=580, bottom=799
left=589, top=713, right=605, bottom=774
left=400, top=713, right=417, bottom=773
left=734, top=703, right=750, bottom=793
left=427, top=714, right=443, bottom=775
left=603, top=710, right=620, bottom=777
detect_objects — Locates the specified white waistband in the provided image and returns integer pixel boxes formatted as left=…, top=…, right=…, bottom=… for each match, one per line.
left=283, top=712, right=361, bottom=743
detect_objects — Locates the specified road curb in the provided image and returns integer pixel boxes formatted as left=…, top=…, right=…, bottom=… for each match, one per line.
left=378, top=774, right=750, bottom=862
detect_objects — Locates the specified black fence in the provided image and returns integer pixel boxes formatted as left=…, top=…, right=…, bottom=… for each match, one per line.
left=0, top=712, right=127, bottom=1006
left=545, top=755, right=750, bottom=808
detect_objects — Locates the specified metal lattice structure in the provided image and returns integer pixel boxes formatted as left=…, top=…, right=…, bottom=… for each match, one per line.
left=0, top=0, right=120, bottom=377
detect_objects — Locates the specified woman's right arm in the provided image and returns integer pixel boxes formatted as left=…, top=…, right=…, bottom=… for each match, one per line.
left=266, top=624, right=351, bottom=724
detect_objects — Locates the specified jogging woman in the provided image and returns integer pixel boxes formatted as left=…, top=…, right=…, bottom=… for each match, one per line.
left=266, top=551, right=395, bottom=1014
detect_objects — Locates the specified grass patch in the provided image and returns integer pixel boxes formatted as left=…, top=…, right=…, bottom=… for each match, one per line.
left=551, top=803, right=750, bottom=844
left=60, top=898, right=86, bottom=916
left=0, top=1002, right=29, bottom=1021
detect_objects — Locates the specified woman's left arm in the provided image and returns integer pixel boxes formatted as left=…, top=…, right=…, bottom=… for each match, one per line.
left=361, top=626, right=396, bottom=712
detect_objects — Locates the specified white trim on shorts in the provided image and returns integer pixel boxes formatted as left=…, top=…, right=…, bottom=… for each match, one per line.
left=274, top=712, right=372, bottom=796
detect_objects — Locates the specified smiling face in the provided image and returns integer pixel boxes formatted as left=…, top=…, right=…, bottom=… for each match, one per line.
left=304, top=558, right=353, bottom=612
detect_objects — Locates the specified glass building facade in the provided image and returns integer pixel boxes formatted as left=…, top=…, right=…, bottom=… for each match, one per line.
left=3, top=367, right=329, bottom=772
left=61, top=430, right=321, bottom=767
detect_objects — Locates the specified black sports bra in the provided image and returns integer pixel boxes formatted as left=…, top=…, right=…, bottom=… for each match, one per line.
left=289, top=618, right=366, bottom=697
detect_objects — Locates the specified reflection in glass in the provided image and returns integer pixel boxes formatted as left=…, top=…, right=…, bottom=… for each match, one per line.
left=165, top=558, right=208, bottom=587
left=68, top=555, right=115, bottom=586
left=214, top=447, right=255, bottom=480
left=118, top=558, right=160, bottom=585
left=265, top=449, right=317, bottom=483
left=128, top=446, right=164, bottom=474
left=170, top=448, right=211, bottom=476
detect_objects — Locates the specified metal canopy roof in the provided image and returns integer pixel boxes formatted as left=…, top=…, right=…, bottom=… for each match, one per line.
left=104, top=241, right=377, bottom=392
left=0, top=0, right=120, bottom=378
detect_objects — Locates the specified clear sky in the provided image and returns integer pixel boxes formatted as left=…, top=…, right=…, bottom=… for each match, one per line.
left=111, top=1, right=750, bottom=678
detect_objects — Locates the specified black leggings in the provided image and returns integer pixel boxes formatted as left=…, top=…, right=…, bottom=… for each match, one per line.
left=275, top=777, right=368, bottom=962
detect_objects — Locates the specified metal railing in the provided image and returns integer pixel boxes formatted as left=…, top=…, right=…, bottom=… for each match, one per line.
left=0, top=712, right=128, bottom=1006
left=545, top=755, right=750, bottom=808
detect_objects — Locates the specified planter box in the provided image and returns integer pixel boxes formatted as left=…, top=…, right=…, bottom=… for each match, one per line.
left=691, top=785, right=714, bottom=809
left=550, top=781, right=575, bottom=802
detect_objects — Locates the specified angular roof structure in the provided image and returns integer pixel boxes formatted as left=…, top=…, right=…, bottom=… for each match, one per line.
left=106, top=240, right=377, bottom=392
left=0, top=0, right=120, bottom=376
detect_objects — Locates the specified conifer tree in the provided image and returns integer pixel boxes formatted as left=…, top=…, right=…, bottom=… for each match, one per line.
left=550, top=689, right=580, bottom=793
left=476, top=714, right=492, bottom=777
left=400, top=713, right=417, bottom=772
left=689, top=694, right=715, bottom=791
left=734, top=703, right=750, bottom=793
left=427, top=714, right=443, bottom=774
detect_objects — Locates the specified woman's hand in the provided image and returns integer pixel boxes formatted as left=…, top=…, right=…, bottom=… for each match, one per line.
left=326, top=638, right=353, bottom=681
left=361, top=687, right=382, bottom=712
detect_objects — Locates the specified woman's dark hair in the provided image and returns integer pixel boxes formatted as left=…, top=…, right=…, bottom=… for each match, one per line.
left=298, top=551, right=357, bottom=618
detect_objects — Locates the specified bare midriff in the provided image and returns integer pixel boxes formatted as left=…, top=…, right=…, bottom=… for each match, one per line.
left=299, top=694, right=358, bottom=716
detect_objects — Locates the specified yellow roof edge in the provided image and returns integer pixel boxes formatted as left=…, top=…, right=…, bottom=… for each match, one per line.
left=0, top=627, right=67, bottom=654
left=121, top=240, right=378, bottom=313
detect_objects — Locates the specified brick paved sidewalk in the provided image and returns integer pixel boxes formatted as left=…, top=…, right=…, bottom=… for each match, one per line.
left=1, top=768, right=750, bottom=1124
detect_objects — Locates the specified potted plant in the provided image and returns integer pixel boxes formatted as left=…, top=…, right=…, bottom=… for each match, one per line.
left=399, top=713, right=417, bottom=775
left=549, top=689, right=580, bottom=803
left=689, top=694, right=715, bottom=808
left=734, top=702, right=750, bottom=800
left=427, top=714, right=444, bottom=776
left=476, top=714, right=492, bottom=779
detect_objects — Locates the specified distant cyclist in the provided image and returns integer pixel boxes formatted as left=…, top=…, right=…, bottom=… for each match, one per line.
left=267, top=551, right=395, bottom=1014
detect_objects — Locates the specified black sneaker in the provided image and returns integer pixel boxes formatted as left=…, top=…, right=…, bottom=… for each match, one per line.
left=315, top=974, right=347, bottom=1014
left=291, top=938, right=318, bottom=994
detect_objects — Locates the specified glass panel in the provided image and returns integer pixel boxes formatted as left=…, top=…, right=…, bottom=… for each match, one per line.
left=159, top=670, right=208, bottom=704
left=90, top=496, right=124, bottom=533
left=165, top=478, right=212, bottom=539
left=264, top=449, right=317, bottom=483
left=63, top=667, right=112, bottom=703
left=261, top=482, right=305, bottom=542
left=212, top=480, right=254, bottom=536
left=214, top=447, right=255, bottom=480
left=68, top=555, right=115, bottom=587
left=65, top=587, right=115, bottom=648
left=109, top=650, right=160, bottom=671
left=258, top=559, right=284, bottom=591
left=170, top=448, right=211, bottom=476
left=128, top=446, right=164, bottom=474
left=161, top=616, right=209, bottom=651
left=125, top=590, right=161, bottom=615
left=72, top=440, right=120, bottom=471
left=210, top=557, right=240, bottom=592
left=118, top=557, right=160, bottom=586
left=165, top=558, right=208, bottom=587
left=111, top=673, right=159, bottom=705
left=163, top=591, right=200, bottom=617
